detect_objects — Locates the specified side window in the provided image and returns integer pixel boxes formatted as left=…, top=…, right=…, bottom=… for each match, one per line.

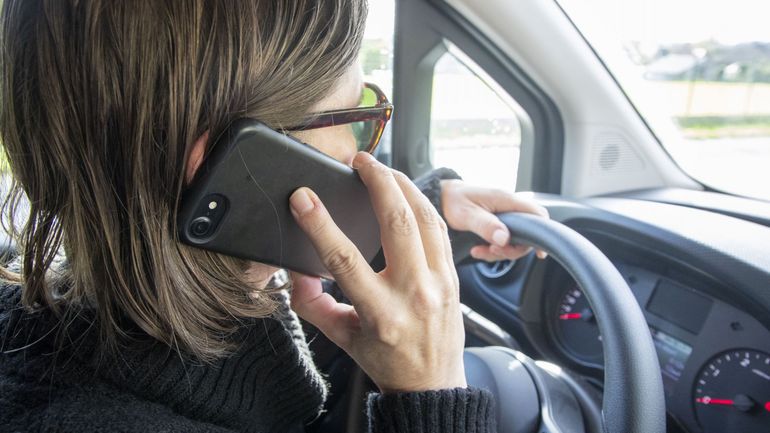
left=361, top=0, right=395, bottom=163
left=430, top=45, right=527, bottom=192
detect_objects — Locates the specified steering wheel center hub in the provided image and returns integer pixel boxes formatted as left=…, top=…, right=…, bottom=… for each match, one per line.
left=465, top=347, right=587, bottom=433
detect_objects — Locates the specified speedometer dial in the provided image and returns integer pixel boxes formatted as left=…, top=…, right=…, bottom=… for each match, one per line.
left=693, top=349, right=770, bottom=433
left=553, top=285, right=603, bottom=364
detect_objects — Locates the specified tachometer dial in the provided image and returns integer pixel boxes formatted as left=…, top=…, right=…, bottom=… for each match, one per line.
left=553, top=286, right=603, bottom=363
left=693, top=349, right=770, bottom=433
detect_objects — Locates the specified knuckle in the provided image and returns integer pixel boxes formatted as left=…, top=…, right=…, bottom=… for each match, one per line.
left=437, top=217, right=448, bottom=233
left=322, top=247, right=358, bottom=276
left=414, top=289, right=441, bottom=312
left=415, top=203, right=441, bottom=228
left=442, top=272, right=460, bottom=296
left=451, top=271, right=460, bottom=291
left=385, top=207, right=415, bottom=236
left=414, top=277, right=455, bottom=310
left=372, top=317, right=403, bottom=346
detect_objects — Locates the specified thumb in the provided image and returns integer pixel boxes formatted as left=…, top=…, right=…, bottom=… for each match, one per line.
left=289, top=272, right=358, bottom=348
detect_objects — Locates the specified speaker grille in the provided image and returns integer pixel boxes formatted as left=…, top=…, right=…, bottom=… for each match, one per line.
left=590, top=132, right=645, bottom=174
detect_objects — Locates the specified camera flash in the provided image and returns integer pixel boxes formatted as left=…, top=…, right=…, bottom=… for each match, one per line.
left=208, top=201, right=218, bottom=210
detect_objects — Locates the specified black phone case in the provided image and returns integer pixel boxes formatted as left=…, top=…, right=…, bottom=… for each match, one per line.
left=178, top=119, right=381, bottom=279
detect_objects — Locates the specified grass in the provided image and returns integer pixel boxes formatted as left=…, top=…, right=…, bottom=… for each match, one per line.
left=675, top=116, right=770, bottom=139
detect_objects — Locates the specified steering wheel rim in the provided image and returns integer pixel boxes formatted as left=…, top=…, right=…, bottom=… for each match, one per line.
left=457, top=213, right=665, bottom=433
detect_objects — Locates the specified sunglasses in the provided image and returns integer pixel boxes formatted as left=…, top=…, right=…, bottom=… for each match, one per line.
left=286, top=82, right=393, bottom=154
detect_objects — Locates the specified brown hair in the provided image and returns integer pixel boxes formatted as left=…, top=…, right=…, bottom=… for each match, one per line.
left=0, top=0, right=367, bottom=359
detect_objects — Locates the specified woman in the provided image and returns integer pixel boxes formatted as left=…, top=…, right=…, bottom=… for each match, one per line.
left=0, top=1, right=547, bottom=432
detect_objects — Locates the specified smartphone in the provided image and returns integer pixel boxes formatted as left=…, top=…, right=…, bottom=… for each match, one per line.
left=177, top=118, right=382, bottom=279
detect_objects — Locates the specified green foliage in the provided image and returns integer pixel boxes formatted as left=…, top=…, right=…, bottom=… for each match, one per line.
left=676, top=115, right=770, bottom=139
left=360, top=39, right=390, bottom=75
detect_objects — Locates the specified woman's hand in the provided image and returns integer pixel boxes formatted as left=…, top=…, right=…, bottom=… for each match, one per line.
left=440, top=180, right=550, bottom=262
left=289, top=152, right=466, bottom=393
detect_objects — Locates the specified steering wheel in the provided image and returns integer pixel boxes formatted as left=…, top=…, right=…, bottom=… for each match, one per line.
left=456, top=213, right=665, bottom=433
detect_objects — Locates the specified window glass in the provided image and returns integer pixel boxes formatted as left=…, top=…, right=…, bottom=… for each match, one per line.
left=557, top=0, right=770, bottom=200
left=361, top=0, right=395, bottom=159
left=430, top=46, right=524, bottom=192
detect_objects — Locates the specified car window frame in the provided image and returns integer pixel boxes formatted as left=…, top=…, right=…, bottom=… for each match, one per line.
left=392, top=0, right=564, bottom=193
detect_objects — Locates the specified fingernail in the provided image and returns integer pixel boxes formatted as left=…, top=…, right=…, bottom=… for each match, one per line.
left=492, top=229, right=509, bottom=247
left=290, top=188, right=315, bottom=215
left=537, top=251, right=549, bottom=260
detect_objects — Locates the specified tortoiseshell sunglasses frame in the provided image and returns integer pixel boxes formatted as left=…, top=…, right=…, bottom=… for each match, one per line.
left=286, top=82, right=393, bottom=153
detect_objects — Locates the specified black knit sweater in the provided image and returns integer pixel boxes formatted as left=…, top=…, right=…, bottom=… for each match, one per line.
left=0, top=169, right=496, bottom=432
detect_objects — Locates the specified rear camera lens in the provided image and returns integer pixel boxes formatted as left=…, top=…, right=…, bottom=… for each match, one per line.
left=190, top=216, right=213, bottom=238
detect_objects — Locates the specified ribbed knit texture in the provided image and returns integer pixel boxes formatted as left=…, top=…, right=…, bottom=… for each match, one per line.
left=412, top=167, right=462, bottom=222
left=0, top=284, right=326, bottom=433
left=413, top=167, right=464, bottom=244
left=367, top=387, right=496, bottom=433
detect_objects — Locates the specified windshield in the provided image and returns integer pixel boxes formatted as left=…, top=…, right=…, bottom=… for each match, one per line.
left=557, top=0, right=770, bottom=201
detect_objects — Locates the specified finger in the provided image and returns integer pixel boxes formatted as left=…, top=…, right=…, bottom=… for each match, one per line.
left=476, top=189, right=549, bottom=219
left=352, top=152, right=427, bottom=273
left=290, top=187, right=378, bottom=313
left=493, top=242, right=548, bottom=260
left=455, top=188, right=549, bottom=243
left=470, top=244, right=531, bottom=262
left=480, top=192, right=549, bottom=259
left=469, top=246, right=504, bottom=262
left=490, top=244, right=532, bottom=260
left=392, top=170, right=450, bottom=273
left=463, top=207, right=513, bottom=249
left=460, top=209, right=549, bottom=260
left=289, top=272, right=359, bottom=348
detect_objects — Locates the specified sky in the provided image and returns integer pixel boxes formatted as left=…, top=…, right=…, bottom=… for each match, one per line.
left=559, top=0, right=770, bottom=45
left=364, top=0, right=396, bottom=40
left=364, top=0, right=770, bottom=45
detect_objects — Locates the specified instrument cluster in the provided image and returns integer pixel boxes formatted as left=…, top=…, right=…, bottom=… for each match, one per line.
left=545, top=261, right=770, bottom=433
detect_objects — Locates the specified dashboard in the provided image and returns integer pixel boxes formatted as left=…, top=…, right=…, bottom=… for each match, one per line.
left=546, top=259, right=770, bottom=433
left=458, top=194, right=770, bottom=433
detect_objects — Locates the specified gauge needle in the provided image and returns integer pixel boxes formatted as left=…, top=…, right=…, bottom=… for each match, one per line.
left=695, top=397, right=734, bottom=405
left=696, top=395, right=756, bottom=412
left=559, top=309, right=594, bottom=322
left=752, top=368, right=770, bottom=380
